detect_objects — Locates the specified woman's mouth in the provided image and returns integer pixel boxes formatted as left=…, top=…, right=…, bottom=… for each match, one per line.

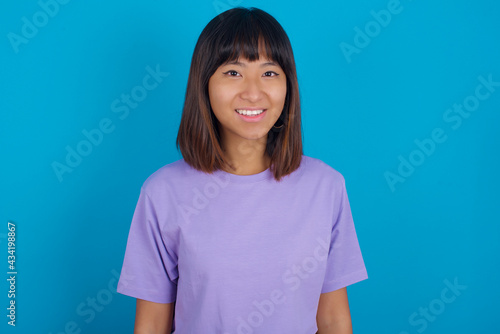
left=235, top=109, right=267, bottom=122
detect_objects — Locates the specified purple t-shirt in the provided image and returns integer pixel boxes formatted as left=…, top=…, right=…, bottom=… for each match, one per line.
left=117, top=155, right=368, bottom=333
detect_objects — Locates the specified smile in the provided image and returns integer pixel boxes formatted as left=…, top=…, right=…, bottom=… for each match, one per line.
left=235, top=109, right=267, bottom=122
left=235, top=109, right=265, bottom=116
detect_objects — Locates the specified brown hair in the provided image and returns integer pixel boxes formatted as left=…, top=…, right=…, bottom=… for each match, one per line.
left=176, top=7, right=303, bottom=182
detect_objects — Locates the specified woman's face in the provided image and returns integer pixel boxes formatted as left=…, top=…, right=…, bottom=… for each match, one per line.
left=208, top=54, right=287, bottom=147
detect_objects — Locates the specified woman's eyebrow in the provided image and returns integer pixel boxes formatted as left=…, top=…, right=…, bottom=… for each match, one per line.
left=224, top=60, right=279, bottom=67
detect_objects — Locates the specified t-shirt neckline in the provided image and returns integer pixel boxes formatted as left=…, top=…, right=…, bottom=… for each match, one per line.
left=212, top=165, right=273, bottom=184
left=181, top=155, right=305, bottom=184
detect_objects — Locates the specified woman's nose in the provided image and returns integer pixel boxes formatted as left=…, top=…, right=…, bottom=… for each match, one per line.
left=239, top=78, right=264, bottom=101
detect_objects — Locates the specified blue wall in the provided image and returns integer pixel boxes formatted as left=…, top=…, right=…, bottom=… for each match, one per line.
left=1, top=0, right=499, bottom=333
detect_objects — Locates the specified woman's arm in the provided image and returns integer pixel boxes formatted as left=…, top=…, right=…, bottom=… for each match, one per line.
left=134, top=298, right=174, bottom=334
left=316, top=287, right=353, bottom=334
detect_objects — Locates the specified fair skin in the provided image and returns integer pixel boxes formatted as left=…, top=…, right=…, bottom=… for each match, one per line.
left=134, top=53, right=353, bottom=334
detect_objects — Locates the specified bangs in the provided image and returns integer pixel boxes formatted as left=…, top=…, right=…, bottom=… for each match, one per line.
left=212, top=10, right=287, bottom=68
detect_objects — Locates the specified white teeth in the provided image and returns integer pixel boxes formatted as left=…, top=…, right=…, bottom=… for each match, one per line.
left=236, top=109, right=265, bottom=116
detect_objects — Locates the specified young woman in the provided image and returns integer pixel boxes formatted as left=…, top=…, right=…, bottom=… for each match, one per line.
left=117, top=7, right=368, bottom=334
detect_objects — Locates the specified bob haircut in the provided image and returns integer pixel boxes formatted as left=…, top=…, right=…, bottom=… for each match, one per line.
left=176, top=7, right=303, bottom=182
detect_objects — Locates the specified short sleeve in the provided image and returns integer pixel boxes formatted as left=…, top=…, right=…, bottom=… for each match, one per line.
left=116, top=187, right=178, bottom=303
left=321, top=178, right=368, bottom=293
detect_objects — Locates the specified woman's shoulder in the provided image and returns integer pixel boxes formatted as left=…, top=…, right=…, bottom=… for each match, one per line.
left=140, top=158, right=191, bottom=195
left=301, top=155, right=346, bottom=184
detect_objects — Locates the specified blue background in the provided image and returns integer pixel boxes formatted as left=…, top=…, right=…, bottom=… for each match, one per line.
left=1, top=0, right=499, bottom=333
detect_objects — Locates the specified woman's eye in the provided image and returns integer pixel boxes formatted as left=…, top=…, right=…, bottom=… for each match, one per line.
left=223, top=70, right=240, bottom=76
left=222, top=70, right=279, bottom=77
